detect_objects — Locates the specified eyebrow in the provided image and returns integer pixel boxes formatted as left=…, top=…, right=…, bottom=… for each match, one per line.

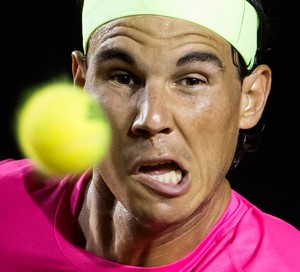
left=95, top=48, right=135, bottom=65
left=177, top=51, right=223, bottom=69
left=94, top=48, right=223, bottom=70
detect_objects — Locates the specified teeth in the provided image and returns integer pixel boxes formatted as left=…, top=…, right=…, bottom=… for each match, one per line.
left=151, top=169, right=182, bottom=185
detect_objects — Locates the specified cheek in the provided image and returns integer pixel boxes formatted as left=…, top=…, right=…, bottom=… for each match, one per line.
left=185, top=91, right=240, bottom=133
left=185, top=91, right=241, bottom=168
left=96, top=159, right=126, bottom=203
left=85, top=81, right=134, bottom=138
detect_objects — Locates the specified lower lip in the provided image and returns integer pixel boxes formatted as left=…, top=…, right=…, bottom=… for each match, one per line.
left=132, top=173, right=190, bottom=197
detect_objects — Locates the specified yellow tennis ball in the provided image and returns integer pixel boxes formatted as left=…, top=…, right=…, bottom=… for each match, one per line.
left=16, top=81, right=111, bottom=176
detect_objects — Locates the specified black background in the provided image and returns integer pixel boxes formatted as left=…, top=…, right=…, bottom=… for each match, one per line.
left=1, top=1, right=299, bottom=229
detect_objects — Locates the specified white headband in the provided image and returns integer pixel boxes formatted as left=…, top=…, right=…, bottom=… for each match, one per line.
left=82, top=0, right=258, bottom=69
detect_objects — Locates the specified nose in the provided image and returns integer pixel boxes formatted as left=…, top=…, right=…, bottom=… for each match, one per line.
left=131, top=84, right=174, bottom=137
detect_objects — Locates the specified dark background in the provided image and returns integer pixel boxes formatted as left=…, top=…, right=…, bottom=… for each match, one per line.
left=1, top=1, right=299, bottom=229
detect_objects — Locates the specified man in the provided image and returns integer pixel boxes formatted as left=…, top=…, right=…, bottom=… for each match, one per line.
left=0, top=0, right=299, bottom=271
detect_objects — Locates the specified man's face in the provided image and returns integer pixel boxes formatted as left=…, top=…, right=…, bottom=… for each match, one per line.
left=84, top=15, right=243, bottom=225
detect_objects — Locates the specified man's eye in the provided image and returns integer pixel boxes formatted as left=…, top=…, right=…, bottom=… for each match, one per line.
left=184, top=77, right=205, bottom=86
left=110, top=73, right=140, bottom=86
left=115, top=74, right=132, bottom=84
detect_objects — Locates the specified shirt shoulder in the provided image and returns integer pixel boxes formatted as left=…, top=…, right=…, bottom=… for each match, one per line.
left=0, top=158, right=33, bottom=173
left=0, top=158, right=86, bottom=271
left=229, top=191, right=300, bottom=271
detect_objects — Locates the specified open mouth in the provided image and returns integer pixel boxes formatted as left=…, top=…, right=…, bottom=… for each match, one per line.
left=139, top=161, right=184, bottom=185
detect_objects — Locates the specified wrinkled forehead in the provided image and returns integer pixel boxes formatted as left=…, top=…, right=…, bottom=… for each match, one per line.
left=82, top=0, right=258, bottom=69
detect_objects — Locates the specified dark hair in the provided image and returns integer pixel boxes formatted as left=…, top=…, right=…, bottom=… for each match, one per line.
left=234, top=0, right=271, bottom=79
left=75, top=0, right=84, bottom=11
left=231, top=0, right=271, bottom=169
left=75, top=0, right=271, bottom=169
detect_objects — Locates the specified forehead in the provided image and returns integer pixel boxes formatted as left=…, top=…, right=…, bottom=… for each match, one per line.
left=88, top=15, right=231, bottom=56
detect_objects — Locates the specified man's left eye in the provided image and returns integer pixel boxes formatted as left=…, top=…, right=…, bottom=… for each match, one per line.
left=183, top=77, right=206, bottom=86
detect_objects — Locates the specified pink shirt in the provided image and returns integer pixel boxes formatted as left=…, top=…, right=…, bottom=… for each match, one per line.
left=0, top=158, right=299, bottom=271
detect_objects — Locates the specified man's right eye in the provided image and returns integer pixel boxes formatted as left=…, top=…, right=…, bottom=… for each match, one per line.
left=109, top=72, right=141, bottom=86
left=113, top=74, right=133, bottom=84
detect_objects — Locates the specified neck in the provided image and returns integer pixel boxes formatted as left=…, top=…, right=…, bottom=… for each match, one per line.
left=78, top=178, right=231, bottom=266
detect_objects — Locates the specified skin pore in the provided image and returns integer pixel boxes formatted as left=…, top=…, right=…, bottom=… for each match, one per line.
left=72, top=16, right=271, bottom=266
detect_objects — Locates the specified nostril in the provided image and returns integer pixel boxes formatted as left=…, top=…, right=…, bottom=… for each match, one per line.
left=132, top=126, right=171, bottom=138
left=161, top=127, right=171, bottom=134
left=132, top=127, right=152, bottom=138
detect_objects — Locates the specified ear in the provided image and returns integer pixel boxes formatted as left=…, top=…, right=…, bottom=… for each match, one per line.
left=71, top=50, right=87, bottom=88
left=239, top=64, right=272, bottom=129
